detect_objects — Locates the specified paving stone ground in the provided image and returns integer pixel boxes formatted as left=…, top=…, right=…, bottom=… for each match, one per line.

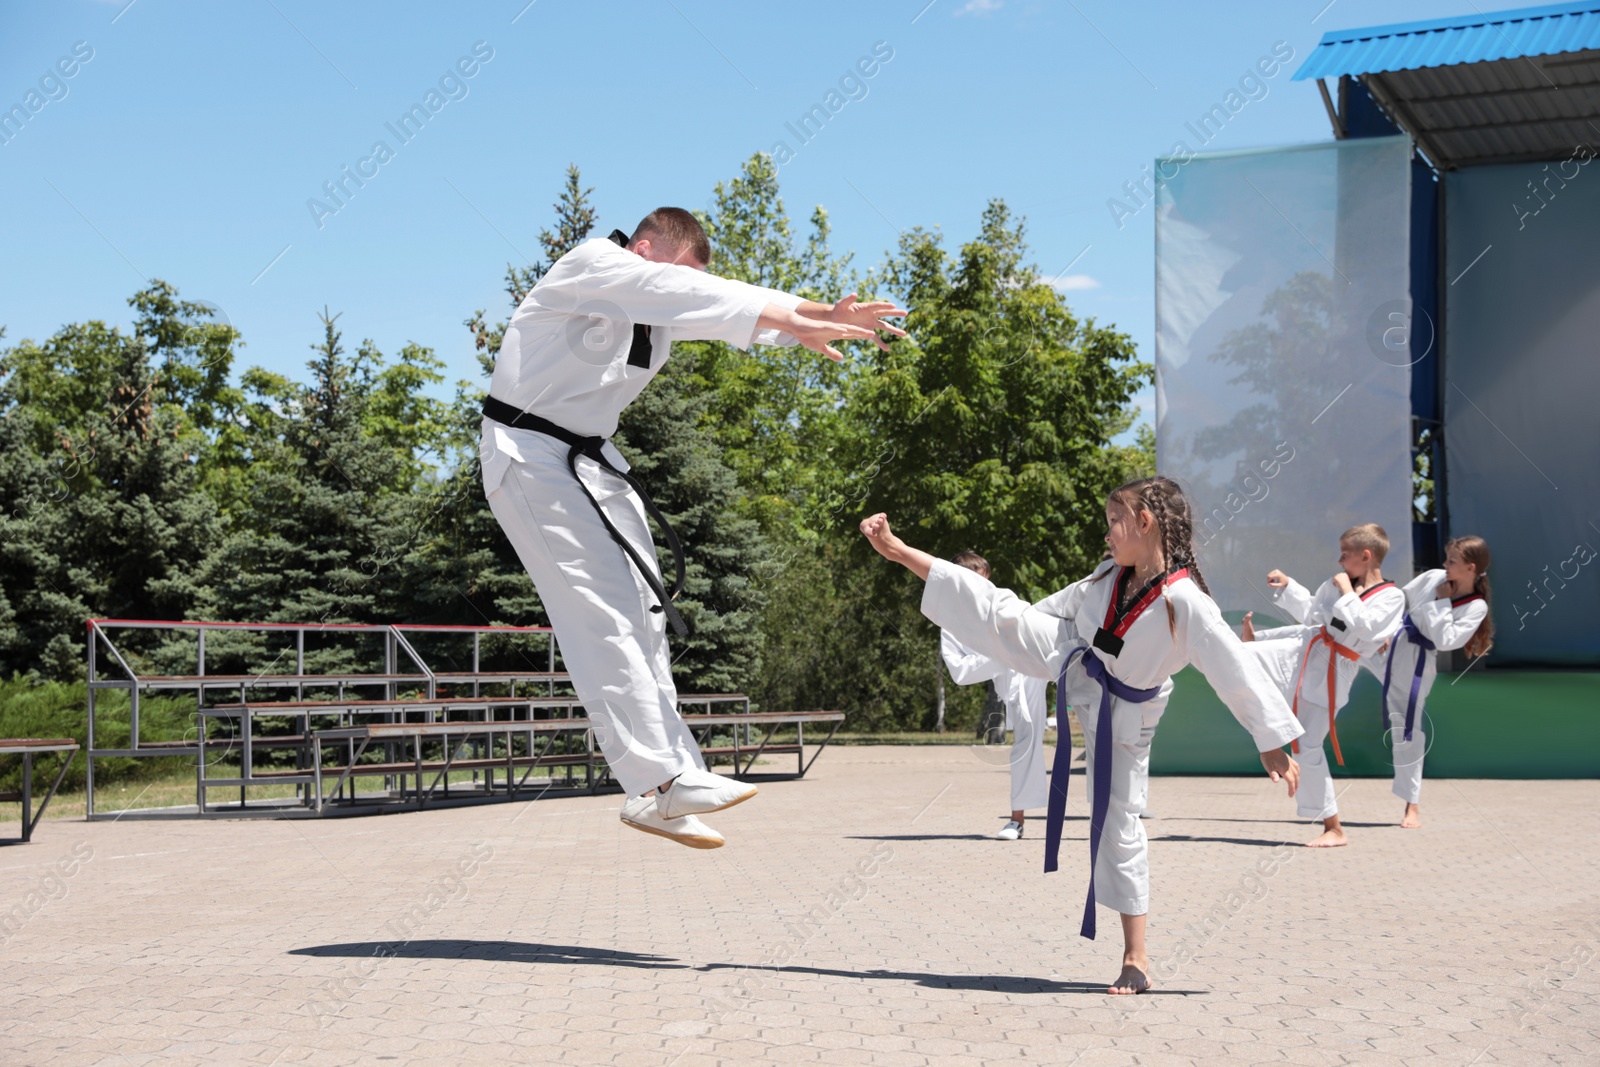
left=2, top=745, right=1596, bottom=1066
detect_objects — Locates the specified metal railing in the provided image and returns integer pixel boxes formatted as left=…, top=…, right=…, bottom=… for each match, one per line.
left=85, top=619, right=560, bottom=816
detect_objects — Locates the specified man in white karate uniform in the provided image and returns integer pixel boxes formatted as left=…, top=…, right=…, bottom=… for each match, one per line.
left=481, top=208, right=905, bottom=848
left=939, top=551, right=1048, bottom=839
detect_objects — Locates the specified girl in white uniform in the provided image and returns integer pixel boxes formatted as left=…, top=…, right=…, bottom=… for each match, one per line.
left=860, top=476, right=1302, bottom=995
left=1378, top=536, right=1493, bottom=829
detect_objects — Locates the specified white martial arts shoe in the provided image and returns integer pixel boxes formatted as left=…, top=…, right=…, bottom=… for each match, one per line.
left=995, top=819, right=1024, bottom=841
left=655, top=768, right=759, bottom=819
left=619, top=794, right=724, bottom=849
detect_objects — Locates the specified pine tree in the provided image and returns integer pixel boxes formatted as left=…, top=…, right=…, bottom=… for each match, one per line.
left=0, top=298, right=224, bottom=679
left=465, top=164, right=597, bottom=369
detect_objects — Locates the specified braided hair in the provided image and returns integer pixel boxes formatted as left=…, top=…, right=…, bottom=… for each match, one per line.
left=1107, top=475, right=1212, bottom=634
left=1446, top=535, right=1495, bottom=659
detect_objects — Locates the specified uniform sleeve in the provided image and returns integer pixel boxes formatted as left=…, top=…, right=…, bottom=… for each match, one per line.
left=747, top=288, right=804, bottom=348
left=1179, top=590, right=1305, bottom=750
left=1328, top=586, right=1405, bottom=644
left=921, top=560, right=1081, bottom=681
left=940, top=631, right=1004, bottom=685
left=1403, top=569, right=1446, bottom=606
left=1412, top=597, right=1488, bottom=652
left=1269, top=576, right=1315, bottom=623
left=1250, top=623, right=1307, bottom=642
left=536, top=240, right=785, bottom=350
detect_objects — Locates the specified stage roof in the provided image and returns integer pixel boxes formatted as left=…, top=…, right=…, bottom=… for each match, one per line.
left=1292, top=1, right=1600, bottom=168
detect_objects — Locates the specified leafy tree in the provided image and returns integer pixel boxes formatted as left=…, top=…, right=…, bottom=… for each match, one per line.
left=682, top=153, right=859, bottom=533
left=753, top=201, right=1152, bottom=728
left=841, top=201, right=1153, bottom=601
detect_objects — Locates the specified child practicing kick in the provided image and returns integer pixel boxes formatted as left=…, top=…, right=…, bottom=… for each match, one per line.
left=940, top=551, right=1048, bottom=841
left=861, top=476, right=1302, bottom=995
left=1241, top=523, right=1405, bottom=848
left=1377, top=536, right=1493, bottom=829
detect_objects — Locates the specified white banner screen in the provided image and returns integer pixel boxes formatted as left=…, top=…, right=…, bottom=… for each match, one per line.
left=1155, top=136, right=1415, bottom=619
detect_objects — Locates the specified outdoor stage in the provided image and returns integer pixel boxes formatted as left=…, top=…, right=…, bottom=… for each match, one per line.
left=3, top=744, right=1595, bottom=1065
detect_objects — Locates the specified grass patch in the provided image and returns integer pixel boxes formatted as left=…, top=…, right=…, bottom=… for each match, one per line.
left=832, top=723, right=1085, bottom=749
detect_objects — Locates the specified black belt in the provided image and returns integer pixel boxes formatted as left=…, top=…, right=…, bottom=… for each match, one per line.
left=482, top=395, right=687, bottom=637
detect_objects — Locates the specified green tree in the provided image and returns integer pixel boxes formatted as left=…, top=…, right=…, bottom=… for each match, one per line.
left=614, top=346, right=770, bottom=693
left=191, top=310, right=410, bottom=664
left=465, top=163, right=597, bottom=370
left=0, top=307, right=223, bottom=678
left=753, top=201, right=1153, bottom=729
left=683, top=153, right=859, bottom=534
left=842, top=201, right=1153, bottom=599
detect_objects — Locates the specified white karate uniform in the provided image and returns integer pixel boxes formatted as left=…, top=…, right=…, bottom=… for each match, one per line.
left=922, top=559, right=1302, bottom=918
left=480, top=237, right=802, bottom=797
left=1379, top=569, right=1488, bottom=804
left=1249, top=575, right=1405, bottom=820
left=941, top=631, right=1049, bottom=812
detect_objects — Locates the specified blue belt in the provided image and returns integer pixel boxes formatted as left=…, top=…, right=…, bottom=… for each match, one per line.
left=1381, top=614, right=1433, bottom=742
left=1044, top=647, right=1162, bottom=940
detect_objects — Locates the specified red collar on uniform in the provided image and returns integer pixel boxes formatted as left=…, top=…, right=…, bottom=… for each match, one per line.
left=1357, top=580, right=1396, bottom=601
left=1092, top=566, right=1189, bottom=658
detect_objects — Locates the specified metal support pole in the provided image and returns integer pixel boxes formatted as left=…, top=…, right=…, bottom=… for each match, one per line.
left=86, top=625, right=97, bottom=817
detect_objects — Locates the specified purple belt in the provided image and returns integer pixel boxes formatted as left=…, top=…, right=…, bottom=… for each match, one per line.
left=1045, top=647, right=1162, bottom=940
left=1381, top=614, right=1433, bottom=742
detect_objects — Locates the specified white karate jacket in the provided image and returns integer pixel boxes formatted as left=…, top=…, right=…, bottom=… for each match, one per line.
left=922, top=559, right=1302, bottom=750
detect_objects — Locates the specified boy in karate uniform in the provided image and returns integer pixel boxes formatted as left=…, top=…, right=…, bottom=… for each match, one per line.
left=1242, top=523, right=1405, bottom=847
left=482, top=208, right=905, bottom=848
left=939, top=551, right=1048, bottom=840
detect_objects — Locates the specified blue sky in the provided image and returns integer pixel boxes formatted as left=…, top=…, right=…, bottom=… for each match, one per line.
left=0, top=0, right=1530, bottom=432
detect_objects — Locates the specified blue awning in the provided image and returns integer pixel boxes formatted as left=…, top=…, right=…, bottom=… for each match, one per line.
left=1291, top=2, right=1600, bottom=168
left=1293, top=1, right=1600, bottom=80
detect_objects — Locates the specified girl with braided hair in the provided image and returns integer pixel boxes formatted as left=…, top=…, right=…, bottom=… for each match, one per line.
left=860, top=475, right=1302, bottom=995
left=1374, top=535, right=1494, bottom=829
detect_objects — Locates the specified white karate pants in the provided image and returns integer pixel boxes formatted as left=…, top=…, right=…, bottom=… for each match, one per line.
left=1009, top=706, right=1049, bottom=812
left=1382, top=641, right=1434, bottom=805
left=486, top=443, right=704, bottom=798
left=1079, top=714, right=1155, bottom=917
left=1293, top=700, right=1340, bottom=821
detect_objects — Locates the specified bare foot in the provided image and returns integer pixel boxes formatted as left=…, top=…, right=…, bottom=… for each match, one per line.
left=1108, top=962, right=1151, bottom=995
left=1305, top=826, right=1348, bottom=848
left=1400, top=804, right=1421, bottom=829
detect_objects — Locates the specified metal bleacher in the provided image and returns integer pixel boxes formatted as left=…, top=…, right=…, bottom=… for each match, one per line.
left=84, top=619, right=841, bottom=818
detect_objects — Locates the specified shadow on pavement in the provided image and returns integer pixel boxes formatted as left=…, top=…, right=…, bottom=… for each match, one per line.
left=697, top=962, right=1207, bottom=996
left=289, top=940, right=688, bottom=969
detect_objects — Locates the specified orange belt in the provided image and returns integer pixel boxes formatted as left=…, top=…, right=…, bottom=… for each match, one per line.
left=1291, top=626, right=1361, bottom=766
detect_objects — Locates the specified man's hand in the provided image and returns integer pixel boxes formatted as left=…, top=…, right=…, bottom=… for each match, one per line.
left=1266, top=569, right=1288, bottom=589
left=1332, top=572, right=1354, bottom=595
left=827, top=293, right=909, bottom=352
left=1241, top=611, right=1256, bottom=642
left=1261, top=748, right=1299, bottom=797
left=761, top=304, right=881, bottom=361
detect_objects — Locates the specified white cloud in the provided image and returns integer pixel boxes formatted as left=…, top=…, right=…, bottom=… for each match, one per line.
left=1041, top=273, right=1101, bottom=291
left=957, top=0, right=1003, bottom=15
